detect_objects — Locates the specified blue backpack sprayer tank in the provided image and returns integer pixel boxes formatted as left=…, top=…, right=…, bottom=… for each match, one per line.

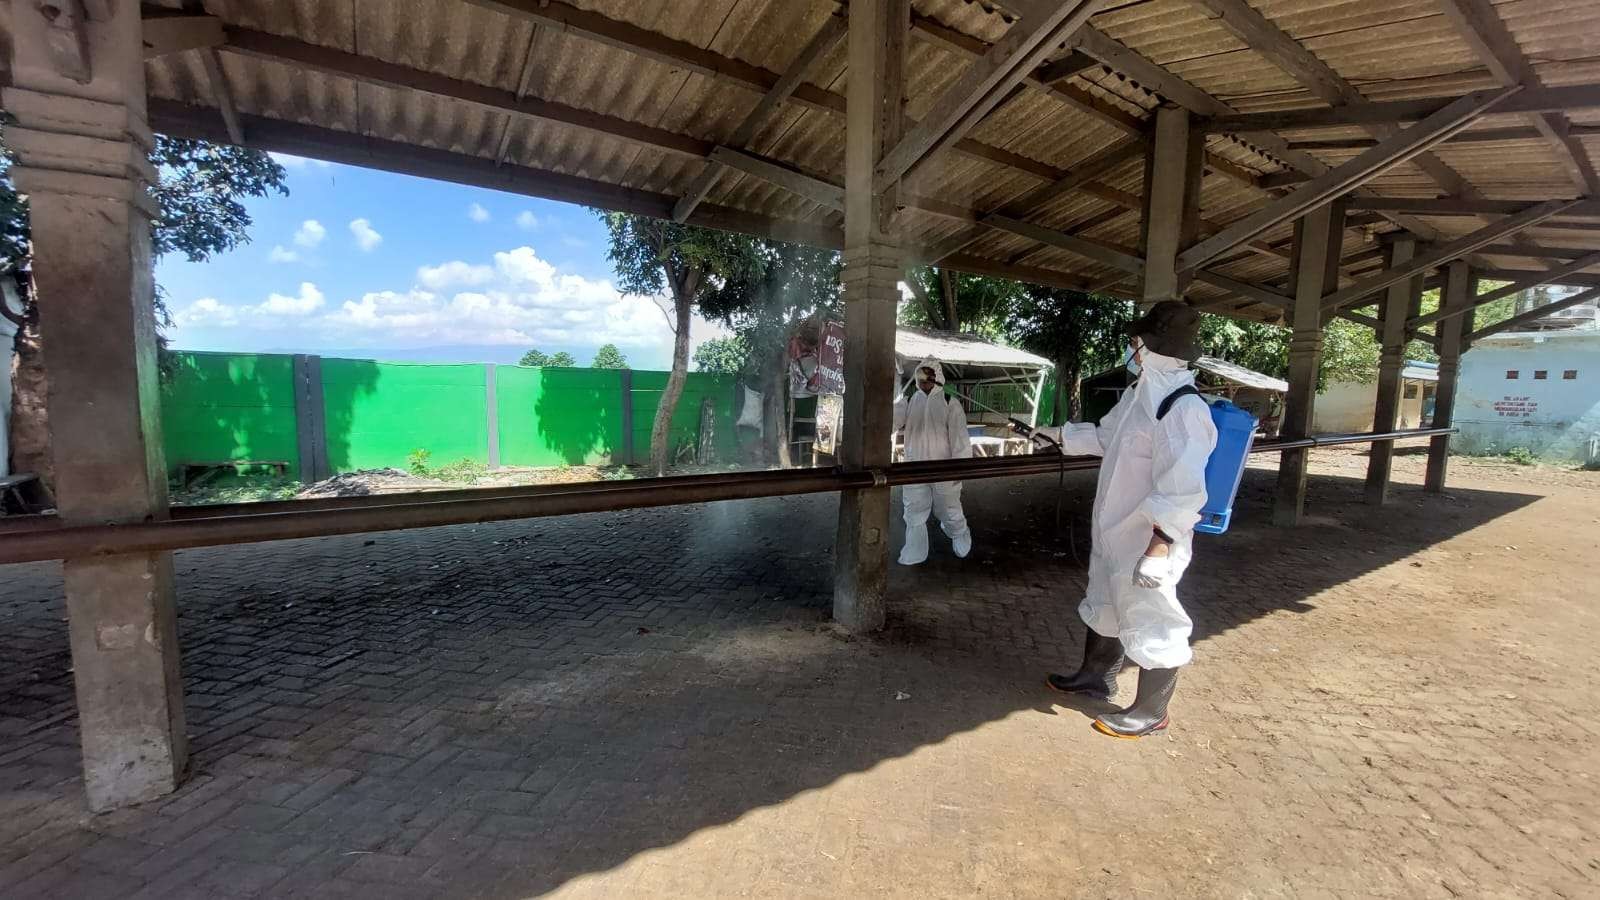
left=1154, top=387, right=1258, bottom=535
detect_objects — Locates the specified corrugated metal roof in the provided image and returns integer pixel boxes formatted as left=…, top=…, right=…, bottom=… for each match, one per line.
left=9, top=0, right=1597, bottom=326
left=897, top=327, right=1054, bottom=370
left=1196, top=356, right=1289, bottom=392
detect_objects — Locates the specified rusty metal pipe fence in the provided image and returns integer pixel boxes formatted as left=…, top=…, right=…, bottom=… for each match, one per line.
left=0, top=428, right=1453, bottom=564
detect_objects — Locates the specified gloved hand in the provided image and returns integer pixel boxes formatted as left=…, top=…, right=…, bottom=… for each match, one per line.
left=1131, top=554, right=1171, bottom=589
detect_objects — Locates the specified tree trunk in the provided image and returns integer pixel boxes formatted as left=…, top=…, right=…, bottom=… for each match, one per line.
left=1066, top=362, right=1084, bottom=422
left=8, top=310, right=51, bottom=487
left=649, top=289, right=694, bottom=476
left=761, top=343, right=790, bottom=467
left=940, top=268, right=958, bottom=332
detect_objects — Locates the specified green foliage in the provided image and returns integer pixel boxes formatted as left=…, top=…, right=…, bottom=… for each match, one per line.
left=406, top=447, right=488, bottom=483
left=1505, top=446, right=1537, bottom=466
left=590, top=343, right=629, bottom=369
left=407, top=448, right=432, bottom=476
left=519, top=349, right=575, bottom=367
left=1007, top=288, right=1133, bottom=421
left=601, top=467, right=636, bottom=481
left=598, top=212, right=766, bottom=300
left=693, top=335, right=750, bottom=374
left=171, top=472, right=301, bottom=505
left=901, top=267, right=1024, bottom=338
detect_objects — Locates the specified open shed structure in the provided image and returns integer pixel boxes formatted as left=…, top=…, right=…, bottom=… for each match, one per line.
left=3, top=0, right=1597, bottom=810
left=896, top=326, right=1055, bottom=426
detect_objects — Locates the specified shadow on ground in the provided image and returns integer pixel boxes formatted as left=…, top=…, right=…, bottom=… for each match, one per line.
left=0, top=464, right=1542, bottom=898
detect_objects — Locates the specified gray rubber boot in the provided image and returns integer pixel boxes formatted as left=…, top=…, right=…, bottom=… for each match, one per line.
left=1092, top=666, right=1178, bottom=738
left=1045, top=629, right=1125, bottom=701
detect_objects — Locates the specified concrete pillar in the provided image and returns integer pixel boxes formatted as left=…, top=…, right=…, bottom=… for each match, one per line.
left=1273, top=202, right=1344, bottom=526
left=1426, top=261, right=1471, bottom=493
left=1365, top=236, right=1421, bottom=505
left=5, top=2, right=187, bottom=809
left=1139, top=105, right=1204, bottom=306
left=833, top=0, right=907, bottom=633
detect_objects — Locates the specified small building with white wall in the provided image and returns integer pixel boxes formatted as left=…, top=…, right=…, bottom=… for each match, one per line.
left=1314, top=361, right=1438, bottom=434
left=1455, top=328, right=1600, bottom=463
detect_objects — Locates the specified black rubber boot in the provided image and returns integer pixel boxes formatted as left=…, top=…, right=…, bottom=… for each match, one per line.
left=1092, top=666, right=1179, bottom=739
left=1045, top=629, right=1124, bottom=700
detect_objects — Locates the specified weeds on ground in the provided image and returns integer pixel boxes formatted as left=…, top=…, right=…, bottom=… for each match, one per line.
left=172, top=472, right=302, bottom=505
left=600, top=467, right=635, bottom=481
left=1504, top=446, right=1537, bottom=466
left=407, top=448, right=490, bottom=484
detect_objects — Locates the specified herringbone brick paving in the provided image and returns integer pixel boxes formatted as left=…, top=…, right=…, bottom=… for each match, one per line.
left=1, top=453, right=1596, bottom=898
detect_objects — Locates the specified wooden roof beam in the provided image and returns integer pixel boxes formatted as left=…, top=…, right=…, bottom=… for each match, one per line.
left=141, top=11, right=224, bottom=59
left=1438, top=0, right=1599, bottom=197
left=1191, top=0, right=1475, bottom=202
left=1469, top=286, right=1600, bottom=341
left=1411, top=249, right=1600, bottom=330
left=1346, top=197, right=1600, bottom=216
left=878, top=0, right=1110, bottom=191
left=1178, top=88, right=1519, bottom=273
left=1318, top=199, right=1582, bottom=313
left=671, top=12, right=845, bottom=222
left=1208, top=85, right=1600, bottom=133
left=1288, top=125, right=1600, bottom=151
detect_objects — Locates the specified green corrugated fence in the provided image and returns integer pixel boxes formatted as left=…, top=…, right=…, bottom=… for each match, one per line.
left=159, top=350, right=740, bottom=480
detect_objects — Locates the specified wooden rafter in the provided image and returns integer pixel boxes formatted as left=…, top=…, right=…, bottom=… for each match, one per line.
left=141, top=12, right=223, bottom=59
left=1469, top=287, right=1600, bottom=341
left=1410, top=249, right=1600, bottom=330
left=1208, top=85, right=1600, bottom=133
left=672, top=13, right=846, bottom=223
left=1317, top=200, right=1582, bottom=313
left=1178, top=88, right=1519, bottom=273
left=1438, top=0, right=1599, bottom=197
left=876, top=0, right=1110, bottom=191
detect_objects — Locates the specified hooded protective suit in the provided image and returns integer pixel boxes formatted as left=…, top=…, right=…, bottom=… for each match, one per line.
left=894, top=358, right=973, bottom=565
left=1047, top=349, right=1217, bottom=668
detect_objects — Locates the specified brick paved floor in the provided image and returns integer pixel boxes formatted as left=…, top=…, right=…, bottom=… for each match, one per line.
left=1, top=452, right=1597, bottom=898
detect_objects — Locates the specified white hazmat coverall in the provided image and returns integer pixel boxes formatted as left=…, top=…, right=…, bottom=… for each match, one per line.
left=1044, top=350, right=1217, bottom=669
left=895, top=358, right=973, bottom=565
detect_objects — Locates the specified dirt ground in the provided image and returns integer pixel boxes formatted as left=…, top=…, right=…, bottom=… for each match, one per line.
left=2, top=445, right=1597, bottom=898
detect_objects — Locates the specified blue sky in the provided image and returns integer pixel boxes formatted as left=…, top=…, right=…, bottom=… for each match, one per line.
left=159, top=154, right=728, bottom=370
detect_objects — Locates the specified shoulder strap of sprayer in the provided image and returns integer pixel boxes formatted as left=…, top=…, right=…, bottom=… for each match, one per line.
left=1156, top=385, right=1205, bottom=421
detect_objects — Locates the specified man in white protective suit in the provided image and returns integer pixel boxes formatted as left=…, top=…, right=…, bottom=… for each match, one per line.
left=894, top=358, right=973, bottom=565
left=1031, top=301, right=1217, bottom=739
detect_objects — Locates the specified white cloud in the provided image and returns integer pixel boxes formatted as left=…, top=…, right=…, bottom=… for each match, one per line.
left=172, top=282, right=324, bottom=328
left=260, top=282, right=325, bottom=316
left=171, top=247, right=722, bottom=365
left=293, top=219, right=326, bottom=248
left=349, top=218, right=383, bottom=252
left=468, top=203, right=491, bottom=223
left=268, top=245, right=299, bottom=264
left=417, top=260, right=495, bottom=290
left=516, top=210, right=539, bottom=230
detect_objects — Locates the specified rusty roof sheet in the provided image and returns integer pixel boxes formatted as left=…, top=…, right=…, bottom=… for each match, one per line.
left=9, top=0, right=1597, bottom=324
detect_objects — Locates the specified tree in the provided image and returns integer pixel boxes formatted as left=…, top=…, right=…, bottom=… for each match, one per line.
left=1009, top=288, right=1134, bottom=423
left=698, top=241, right=841, bottom=466
left=518, top=349, right=574, bottom=367
left=1, top=133, right=289, bottom=482
left=693, top=335, right=750, bottom=375
left=598, top=213, right=766, bottom=474
left=590, top=343, right=628, bottom=369
left=901, top=267, right=1024, bottom=338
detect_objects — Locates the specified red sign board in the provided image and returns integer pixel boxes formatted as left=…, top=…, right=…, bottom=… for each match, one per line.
left=815, top=320, right=846, bottom=395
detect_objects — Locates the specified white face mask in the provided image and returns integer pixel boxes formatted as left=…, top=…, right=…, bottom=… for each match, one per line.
left=1123, top=343, right=1143, bottom=377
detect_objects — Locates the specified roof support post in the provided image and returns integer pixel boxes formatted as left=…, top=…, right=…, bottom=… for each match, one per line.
left=1177, top=87, right=1518, bottom=274
left=1140, top=105, right=1203, bottom=305
left=1274, top=202, right=1344, bottom=526
left=1365, top=237, right=1421, bottom=505
left=834, top=0, right=908, bottom=634
left=5, top=0, right=187, bottom=811
left=1426, top=262, right=1473, bottom=493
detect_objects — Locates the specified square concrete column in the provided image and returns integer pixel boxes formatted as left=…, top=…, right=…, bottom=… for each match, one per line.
left=1139, top=104, right=1204, bottom=306
left=1365, top=236, right=1422, bottom=505
left=1426, top=261, right=1472, bottom=493
left=1273, top=202, right=1344, bottom=526
left=833, top=0, right=907, bottom=633
left=5, top=2, right=187, bottom=809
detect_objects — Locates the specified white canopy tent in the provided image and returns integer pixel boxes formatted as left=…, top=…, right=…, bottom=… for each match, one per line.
left=895, top=327, right=1056, bottom=430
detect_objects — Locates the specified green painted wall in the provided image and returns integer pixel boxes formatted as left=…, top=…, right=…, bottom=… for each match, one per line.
left=160, top=351, right=301, bottom=477
left=160, top=352, right=741, bottom=479
left=627, top=371, right=738, bottom=465
left=321, top=358, right=487, bottom=472
left=497, top=365, right=625, bottom=466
